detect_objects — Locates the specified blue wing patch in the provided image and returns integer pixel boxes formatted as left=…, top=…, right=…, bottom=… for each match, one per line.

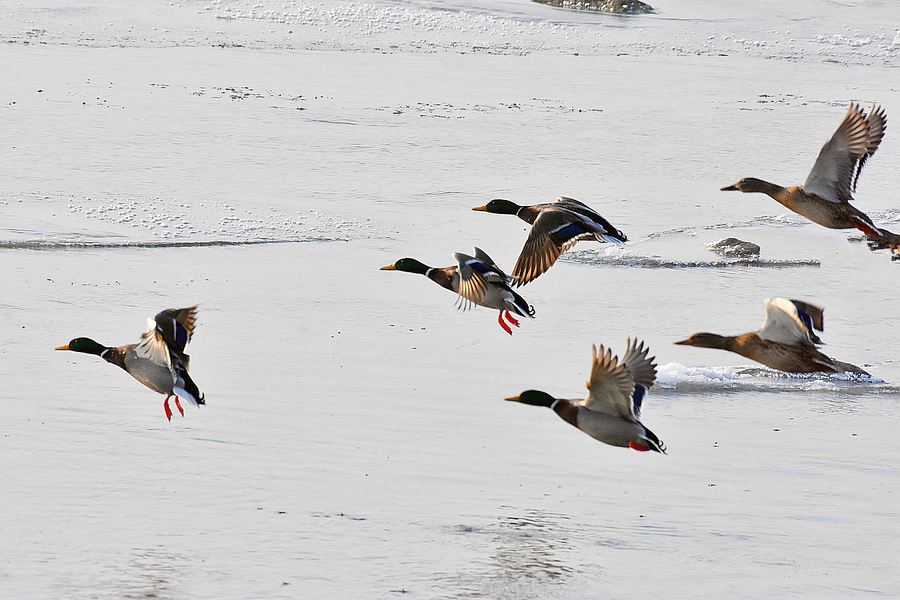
left=550, top=223, right=586, bottom=245
left=632, top=385, right=647, bottom=416
left=469, top=260, right=493, bottom=276
left=796, top=308, right=814, bottom=333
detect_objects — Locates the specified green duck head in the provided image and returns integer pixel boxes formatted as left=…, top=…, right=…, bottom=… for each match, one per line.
left=380, top=258, right=431, bottom=275
left=56, top=337, right=108, bottom=356
left=471, top=199, right=522, bottom=215
left=506, top=390, right=556, bottom=408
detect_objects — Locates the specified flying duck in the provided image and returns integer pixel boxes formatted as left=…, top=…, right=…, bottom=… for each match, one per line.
left=56, top=306, right=205, bottom=420
left=506, top=339, right=665, bottom=452
left=675, top=298, right=869, bottom=375
left=722, top=103, right=886, bottom=236
left=381, top=247, right=535, bottom=334
left=472, top=197, right=627, bottom=286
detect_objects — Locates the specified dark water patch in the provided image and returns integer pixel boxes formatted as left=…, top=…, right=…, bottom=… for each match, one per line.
left=564, top=253, right=820, bottom=269
left=532, top=0, right=654, bottom=15
left=445, top=509, right=577, bottom=587
left=0, top=237, right=344, bottom=251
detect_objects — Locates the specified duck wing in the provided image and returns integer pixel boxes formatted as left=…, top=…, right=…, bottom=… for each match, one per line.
left=618, top=338, right=657, bottom=418
left=471, top=247, right=510, bottom=280
left=133, top=318, right=174, bottom=370
left=510, top=212, right=569, bottom=287
left=583, top=344, right=638, bottom=422
left=156, top=305, right=198, bottom=350
left=453, top=250, right=506, bottom=311
left=757, top=298, right=824, bottom=346
left=510, top=211, right=571, bottom=287
left=134, top=306, right=199, bottom=369
left=802, top=104, right=879, bottom=203
left=511, top=199, right=625, bottom=287
left=851, top=105, right=886, bottom=193
left=555, top=197, right=627, bottom=243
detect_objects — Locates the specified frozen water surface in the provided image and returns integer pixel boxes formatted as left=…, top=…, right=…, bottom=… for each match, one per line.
left=1, top=0, right=899, bottom=598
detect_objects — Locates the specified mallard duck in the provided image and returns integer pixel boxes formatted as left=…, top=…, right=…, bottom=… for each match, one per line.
left=471, top=197, right=627, bottom=286
left=675, top=298, right=869, bottom=376
left=506, top=339, right=665, bottom=453
left=722, top=103, right=886, bottom=236
left=381, top=247, right=535, bottom=335
left=56, top=306, right=205, bottom=420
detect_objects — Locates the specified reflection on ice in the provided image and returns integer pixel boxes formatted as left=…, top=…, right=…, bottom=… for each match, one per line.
left=490, top=511, right=574, bottom=582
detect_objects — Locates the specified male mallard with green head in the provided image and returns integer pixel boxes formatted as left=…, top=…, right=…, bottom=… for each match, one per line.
left=472, top=197, right=627, bottom=286
left=507, top=339, right=665, bottom=453
left=381, top=247, right=535, bottom=335
left=57, top=306, right=205, bottom=420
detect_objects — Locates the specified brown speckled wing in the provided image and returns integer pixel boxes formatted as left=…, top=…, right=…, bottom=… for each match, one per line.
left=803, top=104, right=873, bottom=203
left=619, top=338, right=657, bottom=390
left=851, top=104, right=887, bottom=193
left=510, top=210, right=579, bottom=287
left=583, top=344, right=637, bottom=421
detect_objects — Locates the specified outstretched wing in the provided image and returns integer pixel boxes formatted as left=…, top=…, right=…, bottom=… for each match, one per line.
left=618, top=338, right=657, bottom=418
left=583, top=344, right=638, bottom=421
left=134, top=305, right=199, bottom=369
left=803, top=104, right=878, bottom=203
left=851, top=104, right=886, bottom=193
left=133, top=318, right=174, bottom=370
left=758, top=298, right=823, bottom=346
left=511, top=199, right=625, bottom=287
left=555, top=197, right=627, bottom=244
left=510, top=213, right=571, bottom=287
left=453, top=251, right=502, bottom=311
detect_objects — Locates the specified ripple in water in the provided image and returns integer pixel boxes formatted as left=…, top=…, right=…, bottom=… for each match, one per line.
left=564, top=249, right=821, bottom=269
left=655, top=362, right=892, bottom=395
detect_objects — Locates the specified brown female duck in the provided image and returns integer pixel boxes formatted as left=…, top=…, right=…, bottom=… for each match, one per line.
left=675, top=298, right=869, bottom=376
left=722, top=104, right=886, bottom=236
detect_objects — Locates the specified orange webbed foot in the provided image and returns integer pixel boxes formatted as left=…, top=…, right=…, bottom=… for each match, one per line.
left=164, top=397, right=173, bottom=421
left=502, top=310, right=520, bottom=328
left=497, top=311, right=513, bottom=335
left=174, top=396, right=184, bottom=417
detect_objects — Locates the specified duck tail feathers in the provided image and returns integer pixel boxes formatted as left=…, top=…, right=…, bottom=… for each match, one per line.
left=508, top=289, right=535, bottom=319
left=598, top=229, right=627, bottom=244
left=173, top=368, right=205, bottom=407
left=642, top=426, right=666, bottom=454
